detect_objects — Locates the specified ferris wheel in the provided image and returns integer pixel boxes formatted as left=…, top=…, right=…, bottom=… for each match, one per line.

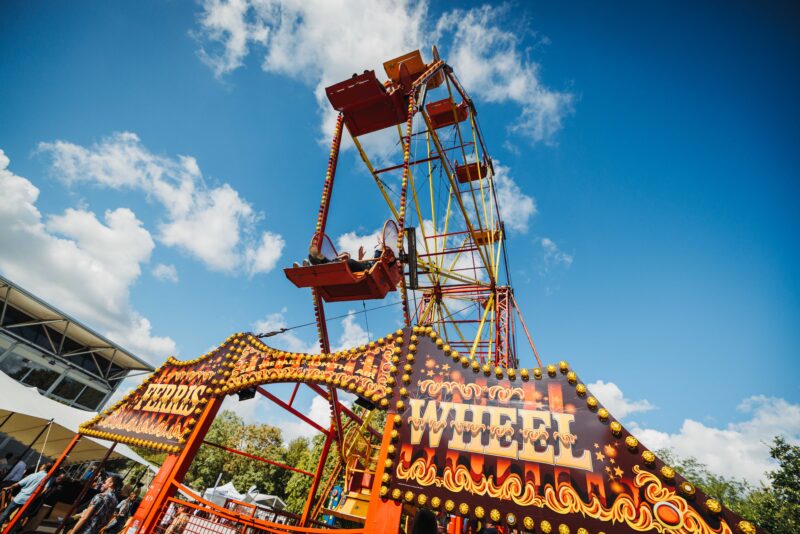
left=285, top=47, right=542, bottom=373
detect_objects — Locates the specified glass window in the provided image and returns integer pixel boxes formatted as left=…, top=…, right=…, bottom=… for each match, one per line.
left=0, top=351, right=30, bottom=381
left=0, top=350, right=60, bottom=392
left=75, top=386, right=107, bottom=410
left=21, top=365, right=60, bottom=391
left=3, top=307, right=53, bottom=352
left=51, top=376, right=85, bottom=402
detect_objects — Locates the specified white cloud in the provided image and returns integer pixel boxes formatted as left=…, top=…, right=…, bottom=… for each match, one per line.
left=196, top=0, right=425, bottom=143
left=0, top=149, right=175, bottom=362
left=253, top=306, right=373, bottom=356
left=629, top=396, right=800, bottom=485
left=244, top=231, right=285, bottom=275
left=337, top=229, right=383, bottom=259
left=333, top=313, right=369, bottom=352
left=540, top=237, right=573, bottom=270
left=436, top=5, right=573, bottom=143
left=221, top=392, right=262, bottom=425
left=252, top=308, right=319, bottom=354
left=587, top=380, right=655, bottom=420
left=152, top=263, right=179, bottom=282
left=38, top=132, right=284, bottom=275
left=194, top=0, right=572, bottom=144
left=492, top=161, right=536, bottom=232
left=195, top=0, right=269, bottom=78
left=280, top=395, right=331, bottom=442
left=586, top=379, right=800, bottom=485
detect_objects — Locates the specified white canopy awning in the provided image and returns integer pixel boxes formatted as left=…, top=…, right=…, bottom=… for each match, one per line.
left=201, top=482, right=286, bottom=511
left=0, top=370, right=152, bottom=465
left=202, top=481, right=243, bottom=507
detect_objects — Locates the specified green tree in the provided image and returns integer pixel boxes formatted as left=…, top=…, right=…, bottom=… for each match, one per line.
left=743, top=437, right=800, bottom=534
left=184, top=410, right=244, bottom=491
left=660, top=436, right=800, bottom=534
left=280, top=437, right=311, bottom=491
left=284, top=433, right=341, bottom=514
left=227, top=423, right=285, bottom=495
left=656, top=448, right=753, bottom=506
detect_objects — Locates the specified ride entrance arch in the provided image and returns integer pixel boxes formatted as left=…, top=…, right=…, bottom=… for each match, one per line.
left=48, top=327, right=755, bottom=534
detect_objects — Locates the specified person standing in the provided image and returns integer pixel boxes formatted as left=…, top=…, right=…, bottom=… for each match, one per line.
left=100, top=483, right=140, bottom=534
left=68, top=475, right=120, bottom=534
left=2, top=458, right=27, bottom=486
left=0, top=453, right=10, bottom=479
left=0, top=462, right=52, bottom=528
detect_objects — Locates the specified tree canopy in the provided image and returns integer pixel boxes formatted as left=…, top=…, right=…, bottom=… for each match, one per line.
left=660, top=436, right=800, bottom=534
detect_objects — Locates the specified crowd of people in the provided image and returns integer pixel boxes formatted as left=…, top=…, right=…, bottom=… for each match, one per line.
left=0, top=455, right=143, bottom=534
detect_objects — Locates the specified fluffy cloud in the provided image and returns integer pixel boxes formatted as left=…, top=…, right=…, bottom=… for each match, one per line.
left=244, top=231, right=285, bottom=275
left=540, top=237, right=573, bottom=270
left=337, top=228, right=384, bottom=258
left=492, top=161, right=537, bottom=232
left=252, top=308, right=319, bottom=354
left=38, top=132, right=284, bottom=275
left=280, top=395, right=331, bottom=442
left=152, top=263, right=179, bottom=282
left=0, top=149, right=175, bottom=361
left=588, top=380, right=655, bottom=420
left=333, top=313, right=370, bottom=352
left=630, top=396, right=800, bottom=485
left=196, top=0, right=425, bottom=144
left=589, top=376, right=800, bottom=485
left=194, top=0, right=572, bottom=144
left=436, top=5, right=573, bottom=143
left=195, top=0, right=269, bottom=78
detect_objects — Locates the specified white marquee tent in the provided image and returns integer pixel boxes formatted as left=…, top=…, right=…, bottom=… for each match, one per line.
left=0, top=370, right=152, bottom=466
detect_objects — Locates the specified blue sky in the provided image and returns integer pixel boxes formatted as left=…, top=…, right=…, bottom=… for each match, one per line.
left=1, top=1, right=798, bottom=482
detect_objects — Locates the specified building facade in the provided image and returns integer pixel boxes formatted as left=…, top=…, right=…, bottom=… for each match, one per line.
left=0, top=276, right=153, bottom=411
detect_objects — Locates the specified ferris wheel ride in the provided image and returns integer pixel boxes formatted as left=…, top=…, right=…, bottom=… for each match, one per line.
left=286, top=46, right=542, bottom=373
left=56, top=46, right=759, bottom=534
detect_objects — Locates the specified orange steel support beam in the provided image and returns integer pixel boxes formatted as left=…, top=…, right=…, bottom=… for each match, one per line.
left=129, top=395, right=224, bottom=533
left=513, top=296, right=543, bottom=368
left=202, top=440, right=314, bottom=477
left=299, top=426, right=335, bottom=527
left=305, top=383, right=381, bottom=440
left=2, top=434, right=81, bottom=534
left=363, top=412, right=402, bottom=532
left=256, top=386, right=329, bottom=435
left=55, top=441, right=117, bottom=533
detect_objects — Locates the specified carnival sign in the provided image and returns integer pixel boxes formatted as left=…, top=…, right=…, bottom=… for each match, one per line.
left=379, top=327, right=759, bottom=534
left=79, top=332, right=399, bottom=451
left=79, top=326, right=759, bottom=533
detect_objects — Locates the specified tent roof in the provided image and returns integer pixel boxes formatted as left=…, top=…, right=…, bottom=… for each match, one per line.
left=0, top=370, right=152, bottom=465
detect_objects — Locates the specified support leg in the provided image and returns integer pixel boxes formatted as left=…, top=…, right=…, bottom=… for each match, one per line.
left=2, top=433, right=81, bottom=534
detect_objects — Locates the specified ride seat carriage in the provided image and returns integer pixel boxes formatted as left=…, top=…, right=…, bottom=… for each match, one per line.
left=382, top=47, right=444, bottom=90
left=326, top=49, right=443, bottom=137
left=284, top=221, right=403, bottom=303
left=326, top=71, right=407, bottom=137
left=454, top=159, right=488, bottom=183
left=426, top=96, right=469, bottom=130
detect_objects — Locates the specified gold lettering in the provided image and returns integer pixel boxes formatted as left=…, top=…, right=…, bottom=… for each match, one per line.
left=449, top=404, right=489, bottom=454
left=485, top=406, right=518, bottom=459
left=552, top=412, right=592, bottom=471
left=409, top=399, right=453, bottom=447
left=171, top=385, right=189, bottom=415
left=518, top=409, right=554, bottom=464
